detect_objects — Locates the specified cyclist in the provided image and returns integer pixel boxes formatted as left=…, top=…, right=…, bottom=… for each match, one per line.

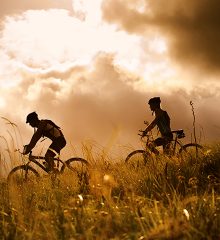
left=23, top=112, right=66, bottom=172
left=143, top=97, right=173, bottom=154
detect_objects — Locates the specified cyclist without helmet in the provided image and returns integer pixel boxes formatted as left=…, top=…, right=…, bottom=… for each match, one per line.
left=23, top=112, right=66, bottom=172
left=143, top=97, right=173, bottom=154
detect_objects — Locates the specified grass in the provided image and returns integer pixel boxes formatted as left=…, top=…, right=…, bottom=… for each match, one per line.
left=0, top=142, right=220, bottom=240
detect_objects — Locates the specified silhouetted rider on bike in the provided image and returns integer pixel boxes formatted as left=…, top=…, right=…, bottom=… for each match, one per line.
left=143, top=97, right=173, bottom=154
left=23, top=112, right=66, bottom=172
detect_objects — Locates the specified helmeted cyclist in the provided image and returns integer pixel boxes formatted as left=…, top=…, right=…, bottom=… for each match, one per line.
left=23, top=112, right=66, bottom=172
left=143, top=97, right=173, bottom=154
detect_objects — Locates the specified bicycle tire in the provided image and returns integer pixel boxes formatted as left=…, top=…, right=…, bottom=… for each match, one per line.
left=179, top=143, right=204, bottom=160
left=7, top=165, right=40, bottom=184
left=125, top=150, right=150, bottom=168
left=61, top=157, right=89, bottom=173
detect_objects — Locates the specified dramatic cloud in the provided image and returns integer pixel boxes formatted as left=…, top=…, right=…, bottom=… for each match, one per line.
left=102, top=0, right=220, bottom=76
left=0, top=0, right=73, bottom=18
left=1, top=54, right=219, bottom=151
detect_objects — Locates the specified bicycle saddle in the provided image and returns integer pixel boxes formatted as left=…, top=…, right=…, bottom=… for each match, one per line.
left=172, top=129, right=185, bottom=138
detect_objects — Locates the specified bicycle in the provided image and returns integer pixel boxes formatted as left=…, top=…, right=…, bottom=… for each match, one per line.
left=125, top=129, right=204, bottom=167
left=7, top=150, right=89, bottom=184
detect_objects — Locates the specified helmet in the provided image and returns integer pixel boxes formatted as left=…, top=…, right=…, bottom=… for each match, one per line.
left=26, top=112, right=38, bottom=123
left=148, top=97, right=161, bottom=105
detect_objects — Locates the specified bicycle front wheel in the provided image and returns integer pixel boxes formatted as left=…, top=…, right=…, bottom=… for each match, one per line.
left=179, top=143, right=204, bottom=160
left=125, top=150, right=149, bottom=168
left=7, top=165, right=40, bottom=186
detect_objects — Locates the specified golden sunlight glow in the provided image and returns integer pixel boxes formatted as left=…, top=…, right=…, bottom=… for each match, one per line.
left=0, top=97, right=6, bottom=108
left=0, top=0, right=185, bottom=92
left=149, top=37, right=167, bottom=54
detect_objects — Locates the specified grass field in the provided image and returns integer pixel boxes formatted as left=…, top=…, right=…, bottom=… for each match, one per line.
left=0, top=141, right=220, bottom=240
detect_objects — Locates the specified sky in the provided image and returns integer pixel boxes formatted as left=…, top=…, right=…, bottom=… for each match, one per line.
left=0, top=0, right=220, bottom=169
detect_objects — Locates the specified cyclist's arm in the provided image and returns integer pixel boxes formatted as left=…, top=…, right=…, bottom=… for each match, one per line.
left=28, top=121, right=45, bottom=149
left=144, top=119, right=157, bottom=134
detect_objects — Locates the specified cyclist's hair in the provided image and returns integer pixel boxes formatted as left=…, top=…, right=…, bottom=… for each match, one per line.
left=148, top=97, right=161, bottom=105
left=26, top=112, right=38, bottom=123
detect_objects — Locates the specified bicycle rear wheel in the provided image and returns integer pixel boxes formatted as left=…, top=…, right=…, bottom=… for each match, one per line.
left=125, top=150, right=150, bottom=168
left=7, top=165, right=40, bottom=186
left=62, top=157, right=89, bottom=178
left=64, top=158, right=90, bottom=188
left=179, top=143, right=204, bottom=160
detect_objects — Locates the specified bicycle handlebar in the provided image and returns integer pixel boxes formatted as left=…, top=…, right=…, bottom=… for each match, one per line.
left=15, top=148, right=32, bottom=156
left=138, top=130, right=151, bottom=140
left=138, top=130, right=145, bottom=137
left=138, top=133, right=148, bottom=137
left=16, top=148, right=44, bottom=160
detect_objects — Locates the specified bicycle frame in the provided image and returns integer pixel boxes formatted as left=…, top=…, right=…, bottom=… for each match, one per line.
left=125, top=128, right=204, bottom=166
left=170, top=138, right=183, bottom=156
left=139, top=129, right=185, bottom=156
left=7, top=151, right=90, bottom=183
left=138, top=134, right=155, bottom=153
left=26, top=152, right=65, bottom=173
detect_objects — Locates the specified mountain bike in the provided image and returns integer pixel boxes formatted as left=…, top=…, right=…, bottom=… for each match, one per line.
left=7, top=150, right=89, bottom=185
left=125, top=129, right=204, bottom=168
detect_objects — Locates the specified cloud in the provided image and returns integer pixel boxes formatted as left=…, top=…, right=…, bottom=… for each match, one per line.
left=0, top=7, right=184, bottom=97
left=102, top=0, right=220, bottom=76
left=1, top=53, right=219, bottom=156
left=0, top=0, right=73, bottom=18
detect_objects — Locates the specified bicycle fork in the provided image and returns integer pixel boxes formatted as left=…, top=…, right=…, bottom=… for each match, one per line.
left=23, top=161, right=32, bottom=179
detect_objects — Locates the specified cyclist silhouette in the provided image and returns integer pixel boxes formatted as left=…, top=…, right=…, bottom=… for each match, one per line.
left=143, top=97, right=173, bottom=155
left=23, top=112, right=66, bottom=172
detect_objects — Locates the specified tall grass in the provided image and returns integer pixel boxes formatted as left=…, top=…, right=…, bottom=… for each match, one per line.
left=0, top=118, right=220, bottom=239
left=0, top=142, right=219, bottom=239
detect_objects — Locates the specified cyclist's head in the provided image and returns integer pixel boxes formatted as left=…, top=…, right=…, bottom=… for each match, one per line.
left=148, top=97, right=161, bottom=111
left=26, top=112, right=39, bottom=126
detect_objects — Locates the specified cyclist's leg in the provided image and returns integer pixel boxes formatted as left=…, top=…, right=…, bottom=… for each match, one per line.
left=45, top=149, right=56, bottom=172
left=151, top=137, right=173, bottom=155
left=45, top=137, right=66, bottom=172
left=162, top=137, right=173, bottom=155
left=163, top=141, right=172, bottom=155
left=148, top=139, right=161, bottom=155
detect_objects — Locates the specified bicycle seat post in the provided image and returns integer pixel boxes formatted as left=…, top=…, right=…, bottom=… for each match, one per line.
left=28, top=151, right=33, bottom=162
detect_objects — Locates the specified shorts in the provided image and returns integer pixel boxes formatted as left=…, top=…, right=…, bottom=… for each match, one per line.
left=154, top=137, right=172, bottom=146
left=49, top=136, right=66, bottom=154
left=154, top=134, right=173, bottom=153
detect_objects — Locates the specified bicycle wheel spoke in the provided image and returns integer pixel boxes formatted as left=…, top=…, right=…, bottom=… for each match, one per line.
left=7, top=165, right=39, bottom=186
